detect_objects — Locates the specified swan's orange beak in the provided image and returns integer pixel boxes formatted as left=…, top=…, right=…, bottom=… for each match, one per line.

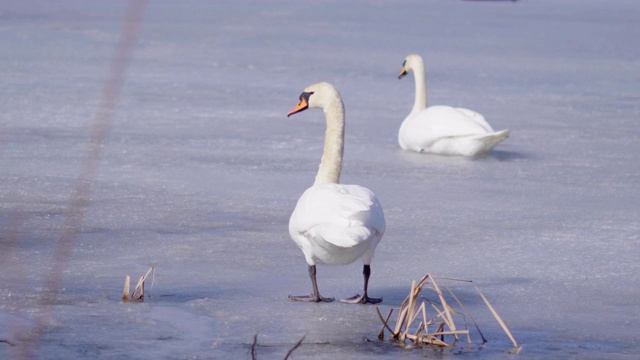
left=397, top=67, right=408, bottom=79
left=287, top=97, right=309, bottom=117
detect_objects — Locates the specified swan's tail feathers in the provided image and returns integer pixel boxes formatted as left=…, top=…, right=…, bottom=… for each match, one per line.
left=421, top=129, right=510, bottom=156
left=493, top=129, right=510, bottom=141
left=470, top=129, right=510, bottom=156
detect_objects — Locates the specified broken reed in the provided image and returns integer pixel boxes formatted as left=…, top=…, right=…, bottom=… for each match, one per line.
left=250, top=334, right=305, bottom=360
left=123, top=267, right=155, bottom=302
left=376, top=274, right=518, bottom=349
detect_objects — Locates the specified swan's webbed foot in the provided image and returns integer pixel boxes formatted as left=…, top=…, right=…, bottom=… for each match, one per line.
left=289, top=294, right=334, bottom=303
left=339, top=264, right=382, bottom=304
left=339, top=294, right=382, bottom=304
left=290, top=265, right=334, bottom=303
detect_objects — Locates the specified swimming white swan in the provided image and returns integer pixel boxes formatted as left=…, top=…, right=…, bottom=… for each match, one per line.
left=397, top=54, right=510, bottom=157
left=286, top=82, right=385, bottom=304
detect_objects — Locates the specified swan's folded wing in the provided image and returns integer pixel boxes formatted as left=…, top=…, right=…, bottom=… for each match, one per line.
left=403, top=106, right=489, bottom=151
left=291, top=184, right=385, bottom=248
left=306, top=225, right=372, bottom=248
left=454, top=107, right=495, bottom=133
left=426, top=106, right=491, bottom=135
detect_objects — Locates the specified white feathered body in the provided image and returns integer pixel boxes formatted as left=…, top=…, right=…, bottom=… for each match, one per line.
left=398, top=54, right=509, bottom=157
left=289, top=183, right=385, bottom=266
left=399, top=105, right=510, bottom=157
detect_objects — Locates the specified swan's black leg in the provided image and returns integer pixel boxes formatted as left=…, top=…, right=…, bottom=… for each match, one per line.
left=289, top=265, right=334, bottom=303
left=340, top=264, right=382, bottom=304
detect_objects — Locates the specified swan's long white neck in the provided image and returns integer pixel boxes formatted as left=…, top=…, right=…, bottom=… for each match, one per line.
left=314, top=94, right=345, bottom=185
left=410, top=59, right=427, bottom=118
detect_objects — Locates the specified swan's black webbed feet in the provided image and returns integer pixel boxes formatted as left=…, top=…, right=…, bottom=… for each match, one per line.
left=289, top=294, right=335, bottom=303
left=339, top=294, right=382, bottom=304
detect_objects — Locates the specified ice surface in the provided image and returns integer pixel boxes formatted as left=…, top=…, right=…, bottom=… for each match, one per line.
left=1, top=0, right=639, bottom=359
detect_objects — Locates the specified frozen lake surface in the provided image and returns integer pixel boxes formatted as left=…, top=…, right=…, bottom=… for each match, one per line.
left=1, top=0, right=639, bottom=358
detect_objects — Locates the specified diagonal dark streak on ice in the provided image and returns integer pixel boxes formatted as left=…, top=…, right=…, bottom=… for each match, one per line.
left=19, top=1, right=149, bottom=359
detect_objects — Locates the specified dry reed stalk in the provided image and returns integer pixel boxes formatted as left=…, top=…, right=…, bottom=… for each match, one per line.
left=440, top=281, right=484, bottom=344
left=474, top=284, right=519, bottom=348
left=283, top=335, right=305, bottom=360
left=122, top=275, right=130, bottom=301
left=394, top=307, right=409, bottom=339
left=377, top=308, right=394, bottom=340
left=250, top=334, right=305, bottom=360
left=427, top=276, right=458, bottom=343
left=251, top=334, right=258, bottom=360
left=122, top=267, right=155, bottom=302
left=375, top=274, right=519, bottom=349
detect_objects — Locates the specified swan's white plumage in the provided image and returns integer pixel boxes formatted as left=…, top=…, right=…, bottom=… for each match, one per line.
left=399, top=54, right=510, bottom=157
left=287, top=82, right=385, bottom=267
left=286, top=82, right=385, bottom=303
left=289, top=183, right=385, bottom=266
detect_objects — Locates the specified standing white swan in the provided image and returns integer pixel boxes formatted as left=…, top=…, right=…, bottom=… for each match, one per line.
left=397, top=54, right=510, bottom=156
left=286, top=82, right=385, bottom=304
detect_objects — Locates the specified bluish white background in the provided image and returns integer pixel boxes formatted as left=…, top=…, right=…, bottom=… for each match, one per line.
left=1, top=0, right=638, bottom=359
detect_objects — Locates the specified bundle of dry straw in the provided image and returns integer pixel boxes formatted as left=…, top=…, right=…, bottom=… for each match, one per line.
left=122, top=267, right=155, bottom=302
left=376, top=274, right=518, bottom=349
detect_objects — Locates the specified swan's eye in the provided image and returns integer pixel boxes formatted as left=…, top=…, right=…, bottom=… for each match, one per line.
left=300, top=91, right=314, bottom=102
